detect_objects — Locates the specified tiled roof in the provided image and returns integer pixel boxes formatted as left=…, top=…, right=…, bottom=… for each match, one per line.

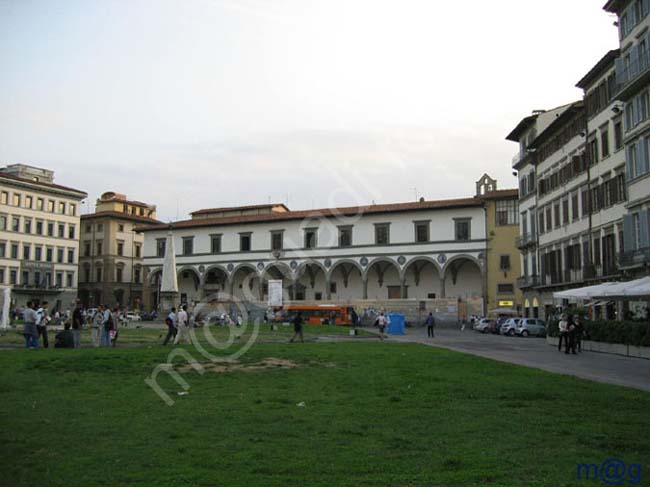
left=478, top=189, right=519, bottom=200
left=81, top=211, right=161, bottom=224
left=191, top=203, right=289, bottom=215
left=136, top=197, right=484, bottom=232
left=0, top=171, right=87, bottom=197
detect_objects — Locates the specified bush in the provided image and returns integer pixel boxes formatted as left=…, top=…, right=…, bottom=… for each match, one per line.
left=550, top=319, right=650, bottom=347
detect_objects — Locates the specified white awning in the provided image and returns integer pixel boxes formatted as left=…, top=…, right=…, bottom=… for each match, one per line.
left=598, top=276, right=650, bottom=299
left=553, top=282, right=619, bottom=300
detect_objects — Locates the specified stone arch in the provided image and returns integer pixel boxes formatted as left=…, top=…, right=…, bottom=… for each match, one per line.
left=295, top=260, right=328, bottom=300
left=365, top=257, right=402, bottom=299
left=328, top=259, right=364, bottom=300
left=442, top=254, right=483, bottom=300
left=326, top=259, right=363, bottom=282
left=261, top=262, right=294, bottom=281
left=176, top=266, right=201, bottom=282
left=230, top=263, right=262, bottom=302
left=147, top=267, right=163, bottom=285
left=204, top=264, right=229, bottom=286
left=400, top=256, right=442, bottom=280
left=401, top=257, right=443, bottom=300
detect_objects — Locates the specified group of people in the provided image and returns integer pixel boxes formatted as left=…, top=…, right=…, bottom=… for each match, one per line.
left=21, top=300, right=123, bottom=350
left=163, top=305, right=193, bottom=345
left=557, top=313, right=585, bottom=354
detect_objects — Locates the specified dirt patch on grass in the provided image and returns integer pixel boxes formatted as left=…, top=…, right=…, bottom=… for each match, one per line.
left=174, top=357, right=302, bottom=374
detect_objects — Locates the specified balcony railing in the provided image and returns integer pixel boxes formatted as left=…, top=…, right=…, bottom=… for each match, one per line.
left=515, top=233, right=537, bottom=250
left=620, top=247, right=650, bottom=268
left=517, top=275, right=539, bottom=289
left=617, top=49, right=650, bottom=96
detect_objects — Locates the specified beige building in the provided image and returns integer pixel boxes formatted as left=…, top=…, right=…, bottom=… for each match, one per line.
left=0, top=164, right=87, bottom=309
left=78, top=192, right=158, bottom=309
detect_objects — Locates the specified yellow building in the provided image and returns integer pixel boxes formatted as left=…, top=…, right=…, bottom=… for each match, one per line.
left=476, top=174, right=522, bottom=316
left=78, top=192, right=158, bottom=309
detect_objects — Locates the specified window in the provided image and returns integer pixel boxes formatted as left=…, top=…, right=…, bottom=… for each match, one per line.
left=66, top=273, right=74, bottom=288
left=86, top=224, right=92, bottom=233
left=499, top=255, right=511, bottom=271
left=0, top=269, right=4, bottom=284
left=69, top=204, right=76, bottom=216
left=24, top=219, right=31, bottom=234
left=454, top=219, right=470, bottom=241
left=562, top=199, right=569, bottom=225
left=68, top=225, right=75, bottom=239
left=58, top=223, right=65, bottom=238
left=57, top=248, right=64, bottom=263
left=118, top=224, right=124, bottom=232
left=498, top=283, right=515, bottom=294
left=84, top=267, right=91, bottom=283
left=9, top=270, right=17, bottom=285
left=0, top=215, right=5, bottom=230
left=116, top=267, right=123, bottom=283
left=601, top=129, right=610, bottom=158
left=0, top=242, right=5, bottom=257
left=134, top=267, right=141, bottom=283
left=495, top=200, right=519, bottom=225
left=25, top=196, right=33, bottom=208
left=97, top=224, right=103, bottom=232
left=545, top=206, right=552, bottom=231
left=46, top=248, right=53, bottom=262
left=374, top=224, right=390, bottom=245
left=11, top=244, right=18, bottom=259
left=96, top=268, right=102, bottom=282
left=304, top=229, right=317, bottom=249
left=37, top=198, right=44, bottom=211
left=338, top=226, right=352, bottom=247
left=156, top=239, right=166, bottom=257
left=23, top=244, right=30, bottom=261
left=330, top=282, right=337, bottom=294
left=22, top=271, right=29, bottom=285
left=12, top=193, right=20, bottom=206
left=182, top=237, right=194, bottom=255
left=34, top=271, right=40, bottom=286
left=571, top=193, right=579, bottom=221
left=47, top=222, right=54, bottom=236
left=12, top=217, right=19, bottom=232
left=97, top=242, right=103, bottom=256
left=414, top=221, right=430, bottom=242
left=271, top=231, right=283, bottom=251
left=56, top=272, right=63, bottom=288
left=84, top=242, right=91, bottom=257
left=0, top=192, right=7, bottom=205
left=68, top=249, right=74, bottom=264
left=117, top=241, right=124, bottom=256
left=614, top=121, right=623, bottom=150
left=36, top=220, right=43, bottom=235
left=553, top=203, right=561, bottom=228
left=581, top=188, right=590, bottom=216
left=47, top=200, right=54, bottom=212
left=135, top=244, right=142, bottom=258
left=35, top=246, right=42, bottom=261
left=58, top=202, right=65, bottom=214
left=593, top=238, right=601, bottom=266
left=240, top=233, right=251, bottom=252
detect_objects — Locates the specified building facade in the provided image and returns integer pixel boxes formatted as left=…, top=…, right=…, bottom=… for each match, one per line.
left=604, top=0, right=650, bottom=276
left=0, top=164, right=87, bottom=309
left=78, top=192, right=158, bottom=309
left=139, top=197, right=491, bottom=320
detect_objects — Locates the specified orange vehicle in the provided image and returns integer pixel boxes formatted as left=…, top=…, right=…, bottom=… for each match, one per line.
left=273, top=305, right=354, bottom=326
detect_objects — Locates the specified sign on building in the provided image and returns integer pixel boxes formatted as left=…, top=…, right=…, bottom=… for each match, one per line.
left=268, top=279, right=283, bottom=307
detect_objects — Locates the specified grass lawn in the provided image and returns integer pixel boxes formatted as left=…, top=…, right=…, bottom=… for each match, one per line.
left=0, top=335, right=648, bottom=486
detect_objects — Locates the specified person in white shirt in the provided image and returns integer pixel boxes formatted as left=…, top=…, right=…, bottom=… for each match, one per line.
left=163, top=307, right=177, bottom=345
left=91, top=305, right=103, bottom=347
left=174, top=305, right=190, bottom=345
left=376, top=312, right=389, bottom=341
left=101, top=306, right=114, bottom=347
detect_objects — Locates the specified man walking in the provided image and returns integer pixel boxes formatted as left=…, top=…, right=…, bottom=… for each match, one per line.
left=22, top=301, right=39, bottom=349
left=174, top=305, right=190, bottom=345
left=377, top=312, right=389, bottom=341
left=91, top=305, right=103, bottom=347
left=72, top=301, right=83, bottom=349
left=425, top=312, right=435, bottom=338
left=163, top=307, right=177, bottom=345
left=558, top=314, right=569, bottom=352
left=36, top=301, right=49, bottom=348
left=289, top=311, right=304, bottom=343
left=100, top=305, right=113, bottom=347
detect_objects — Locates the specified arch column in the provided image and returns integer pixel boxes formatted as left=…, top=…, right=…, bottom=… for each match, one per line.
left=400, top=277, right=407, bottom=299
left=326, top=275, right=332, bottom=300
left=227, top=276, right=234, bottom=298
left=362, top=278, right=368, bottom=299
left=439, top=277, right=446, bottom=298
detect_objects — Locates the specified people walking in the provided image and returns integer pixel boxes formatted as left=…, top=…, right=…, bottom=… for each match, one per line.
left=289, top=312, right=304, bottom=343
left=110, top=307, right=120, bottom=347
left=22, top=301, right=39, bottom=349
left=425, top=312, right=435, bottom=338
left=35, top=301, right=49, bottom=348
left=377, top=312, right=389, bottom=341
left=100, top=305, right=114, bottom=347
left=91, top=305, right=102, bottom=347
left=558, top=314, right=569, bottom=351
left=574, top=316, right=584, bottom=353
left=72, top=301, right=83, bottom=349
left=565, top=315, right=577, bottom=355
left=163, top=307, right=177, bottom=345
left=174, top=305, right=190, bottom=345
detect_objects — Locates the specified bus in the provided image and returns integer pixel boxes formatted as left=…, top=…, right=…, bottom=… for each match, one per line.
left=272, top=304, right=354, bottom=326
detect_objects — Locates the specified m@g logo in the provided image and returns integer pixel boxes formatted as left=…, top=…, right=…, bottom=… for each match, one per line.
left=577, top=458, right=642, bottom=485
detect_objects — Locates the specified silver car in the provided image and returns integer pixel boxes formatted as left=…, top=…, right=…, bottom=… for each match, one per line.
left=474, top=318, right=496, bottom=333
left=500, top=318, right=521, bottom=336
left=515, top=318, right=546, bottom=337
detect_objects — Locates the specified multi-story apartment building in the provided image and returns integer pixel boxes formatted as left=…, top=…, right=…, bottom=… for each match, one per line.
left=0, top=164, right=87, bottom=309
left=78, top=191, right=158, bottom=309
left=604, top=0, right=650, bottom=276
left=508, top=50, right=629, bottom=319
left=138, top=196, right=489, bottom=319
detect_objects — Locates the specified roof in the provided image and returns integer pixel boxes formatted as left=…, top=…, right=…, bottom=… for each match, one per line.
left=575, top=50, right=620, bottom=89
left=505, top=114, right=538, bottom=142
left=99, top=195, right=154, bottom=208
left=478, top=189, right=519, bottom=200
left=81, top=211, right=161, bottom=225
left=0, top=171, right=87, bottom=198
left=136, top=197, right=484, bottom=232
left=191, top=203, right=289, bottom=216
left=528, top=101, right=584, bottom=150
left=603, top=0, right=627, bottom=13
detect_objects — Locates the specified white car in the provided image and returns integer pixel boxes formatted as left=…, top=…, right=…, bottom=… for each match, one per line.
left=125, top=312, right=141, bottom=322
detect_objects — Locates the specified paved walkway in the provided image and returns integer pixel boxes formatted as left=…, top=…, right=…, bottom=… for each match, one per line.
left=344, top=327, right=650, bottom=392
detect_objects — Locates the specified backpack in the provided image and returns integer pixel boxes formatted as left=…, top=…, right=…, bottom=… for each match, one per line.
left=165, top=317, right=173, bottom=328
left=104, top=313, right=114, bottom=331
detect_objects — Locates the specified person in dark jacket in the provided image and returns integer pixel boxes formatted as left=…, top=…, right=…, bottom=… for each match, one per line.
left=289, top=312, right=304, bottom=343
left=565, top=315, right=577, bottom=355
left=425, top=312, right=435, bottom=338
left=55, top=322, right=75, bottom=348
left=72, top=301, right=84, bottom=348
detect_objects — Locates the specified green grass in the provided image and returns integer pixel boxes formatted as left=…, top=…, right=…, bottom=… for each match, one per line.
left=0, top=338, right=648, bottom=486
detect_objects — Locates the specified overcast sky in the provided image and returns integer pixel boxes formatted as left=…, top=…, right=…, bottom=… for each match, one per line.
left=0, top=0, right=619, bottom=221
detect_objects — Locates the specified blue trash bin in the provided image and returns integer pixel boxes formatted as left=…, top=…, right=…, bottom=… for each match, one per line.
left=386, top=313, right=405, bottom=335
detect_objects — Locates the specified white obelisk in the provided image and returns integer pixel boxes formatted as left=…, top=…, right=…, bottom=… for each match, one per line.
left=0, top=287, right=11, bottom=331
left=159, top=230, right=179, bottom=313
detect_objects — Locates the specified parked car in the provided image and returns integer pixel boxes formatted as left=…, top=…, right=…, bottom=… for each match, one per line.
left=139, top=311, right=157, bottom=321
left=515, top=318, right=547, bottom=337
left=500, top=318, right=521, bottom=336
left=126, top=312, right=141, bottom=322
left=474, top=318, right=496, bottom=333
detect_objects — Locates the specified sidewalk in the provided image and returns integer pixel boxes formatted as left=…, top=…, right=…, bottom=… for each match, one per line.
left=352, top=326, right=650, bottom=392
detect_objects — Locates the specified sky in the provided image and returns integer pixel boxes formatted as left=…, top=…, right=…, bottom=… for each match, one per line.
left=0, top=0, right=619, bottom=222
